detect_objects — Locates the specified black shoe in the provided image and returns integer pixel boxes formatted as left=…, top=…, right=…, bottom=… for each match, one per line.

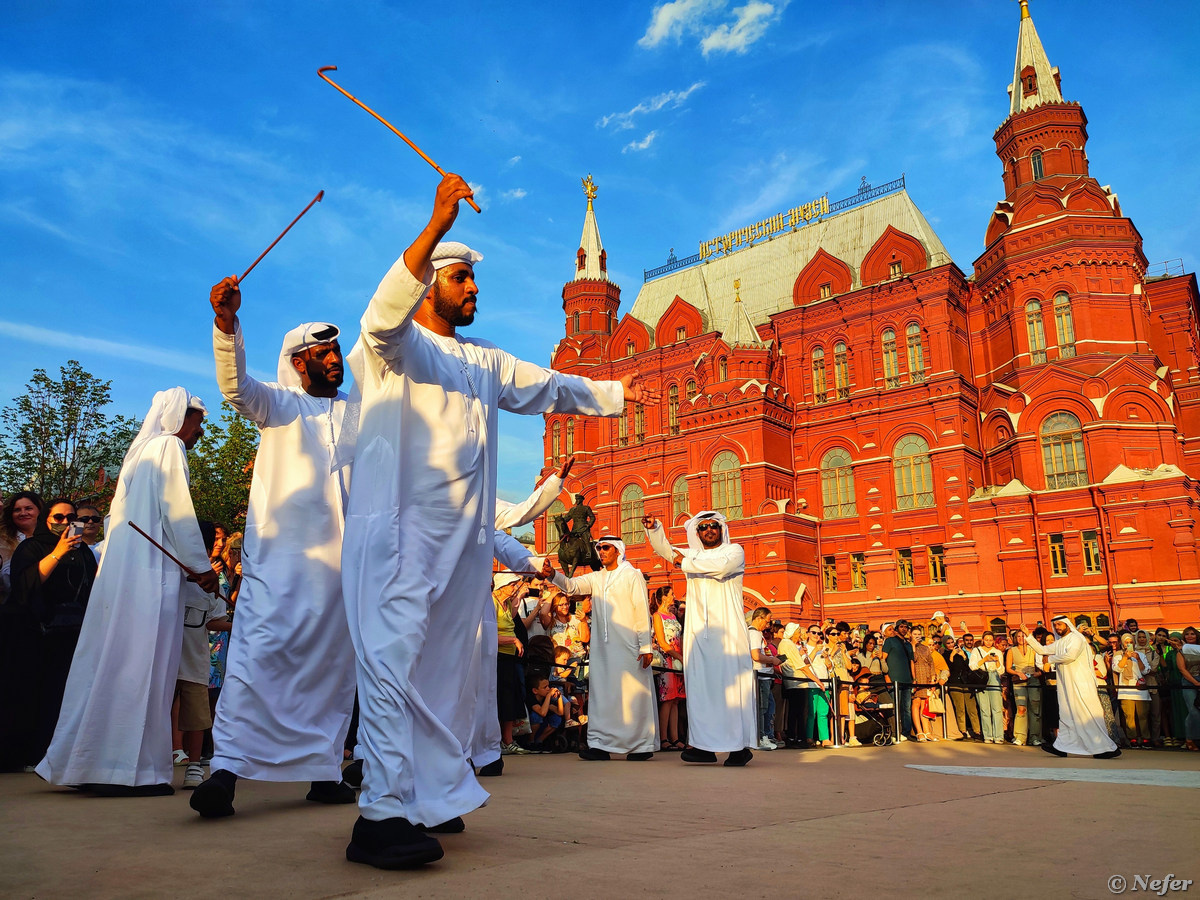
left=578, top=747, right=611, bottom=761
left=1039, top=742, right=1069, bottom=758
left=1093, top=749, right=1122, bottom=759
left=307, top=780, right=357, bottom=804
left=627, top=752, right=654, bottom=761
left=346, top=816, right=444, bottom=869
left=90, top=782, right=175, bottom=797
left=680, top=748, right=718, bottom=763
left=724, top=748, right=753, bottom=767
left=476, top=759, right=503, bottom=777
left=342, top=759, right=363, bottom=788
left=419, top=816, right=465, bottom=834
left=190, top=769, right=237, bottom=818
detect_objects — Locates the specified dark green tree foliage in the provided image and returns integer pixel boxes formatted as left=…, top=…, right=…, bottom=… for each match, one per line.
left=188, top=400, right=259, bottom=532
left=0, top=360, right=140, bottom=503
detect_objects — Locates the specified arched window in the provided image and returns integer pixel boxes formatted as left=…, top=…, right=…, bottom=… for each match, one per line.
left=812, top=347, right=827, bottom=404
left=668, top=384, right=680, bottom=435
left=572, top=311, right=580, bottom=333
left=672, top=476, right=689, bottom=523
left=576, top=249, right=586, bottom=271
left=618, top=411, right=628, bottom=446
left=718, top=357, right=728, bottom=381
left=686, top=379, right=698, bottom=401
left=1054, top=292, right=1076, bottom=358
left=882, top=329, right=900, bottom=388
left=551, top=420, right=560, bottom=462
left=1031, top=149, right=1044, bottom=181
left=605, top=310, right=612, bottom=332
left=820, top=448, right=855, bottom=519
left=543, top=499, right=566, bottom=554
left=620, top=484, right=645, bottom=545
left=834, top=341, right=850, bottom=399
left=1026, top=300, right=1047, bottom=364
left=566, top=419, right=575, bottom=455
left=635, top=404, right=646, bottom=443
left=905, top=323, right=925, bottom=383
left=710, top=450, right=743, bottom=521
left=893, top=434, right=934, bottom=509
left=1041, top=412, right=1088, bottom=489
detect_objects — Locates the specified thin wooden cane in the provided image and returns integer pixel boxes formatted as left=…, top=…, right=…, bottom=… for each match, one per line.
left=239, top=190, right=325, bottom=283
left=128, top=521, right=228, bottom=602
left=317, top=66, right=481, bottom=213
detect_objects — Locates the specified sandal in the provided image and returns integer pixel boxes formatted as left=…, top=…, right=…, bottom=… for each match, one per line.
left=916, top=734, right=929, bottom=742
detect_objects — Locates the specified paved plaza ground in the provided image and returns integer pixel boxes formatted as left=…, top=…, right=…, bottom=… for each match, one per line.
left=3, top=741, right=1198, bottom=899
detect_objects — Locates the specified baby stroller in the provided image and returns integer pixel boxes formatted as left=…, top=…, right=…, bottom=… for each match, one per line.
left=854, top=675, right=894, bottom=747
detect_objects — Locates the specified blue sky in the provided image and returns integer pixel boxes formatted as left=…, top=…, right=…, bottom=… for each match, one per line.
left=2, top=0, right=1198, bottom=506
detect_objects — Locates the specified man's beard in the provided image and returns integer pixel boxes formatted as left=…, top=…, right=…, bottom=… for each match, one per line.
left=431, top=283, right=476, bottom=326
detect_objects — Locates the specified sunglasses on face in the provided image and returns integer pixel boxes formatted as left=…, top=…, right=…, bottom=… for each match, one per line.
left=596, top=544, right=614, bottom=551
left=696, top=523, right=721, bottom=531
left=76, top=516, right=102, bottom=524
left=48, top=513, right=77, bottom=523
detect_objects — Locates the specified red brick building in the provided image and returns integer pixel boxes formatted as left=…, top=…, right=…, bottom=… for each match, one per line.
left=536, top=4, right=1200, bottom=633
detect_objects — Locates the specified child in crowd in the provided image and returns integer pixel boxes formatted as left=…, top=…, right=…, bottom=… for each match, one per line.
left=528, top=675, right=566, bottom=748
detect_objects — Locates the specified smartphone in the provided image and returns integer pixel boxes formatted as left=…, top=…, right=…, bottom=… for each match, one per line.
left=68, top=521, right=85, bottom=539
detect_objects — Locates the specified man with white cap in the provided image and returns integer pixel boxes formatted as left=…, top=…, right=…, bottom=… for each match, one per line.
left=643, top=511, right=757, bottom=766
left=1018, top=616, right=1120, bottom=758
left=340, top=174, right=652, bottom=869
left=557, top=534, right=657, bottom=761
left=190, top=278, right=355, bottom=818
left=37, top=388, right=219, bottom=796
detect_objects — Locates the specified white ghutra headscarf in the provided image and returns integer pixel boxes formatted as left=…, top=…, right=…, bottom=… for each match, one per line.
left=277, top=322, right=340, bottom=388
left=122, top=387, right=207, bottom=473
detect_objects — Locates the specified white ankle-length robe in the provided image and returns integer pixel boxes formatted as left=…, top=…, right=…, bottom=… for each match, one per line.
left=559, top=551, right=657, bottom=755
left=37, top=433, right=211, bottom=786
left=1025, top=622, right=1117, bottom=756
left=209, top=323, right=354, bottom=782
left=646, top=512, right=756, bottom=753
left=342, top=259, right=622, bottom=827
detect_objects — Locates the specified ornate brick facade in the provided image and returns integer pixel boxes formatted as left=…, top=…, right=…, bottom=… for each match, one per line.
left=536, top=8, right=1200, bottom=632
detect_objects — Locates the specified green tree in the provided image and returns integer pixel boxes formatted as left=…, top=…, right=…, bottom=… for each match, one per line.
left=0, top=360, right=140, bottom=502
left=188, top=400, right=259, bottom=532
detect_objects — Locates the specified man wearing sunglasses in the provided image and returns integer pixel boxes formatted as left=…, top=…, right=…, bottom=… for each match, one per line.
left=75, top=505, right=105, bottom=564
left=644, top=511, right=756, bottom=767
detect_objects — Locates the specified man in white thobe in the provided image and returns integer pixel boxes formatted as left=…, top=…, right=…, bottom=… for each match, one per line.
left=340, top=174, right=651, bottom=869
left=468, top=461, right=570, bottom=778
left=37, top=388, right=219, bottom=795
left=644, top=510, right=757, bottom=766
left=190, top=280, right=357, bottom=819
left=558, top=535, right=657, bottom=760
left=1021, top=616, right=1120, bottom=759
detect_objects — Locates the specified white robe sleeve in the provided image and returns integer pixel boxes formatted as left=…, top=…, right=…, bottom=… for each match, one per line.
left=493, top=530, right=542, bottom=574
left=213, top=321, right=279, bottom=428
left=645, top=522, right=681, bottom=563
left=681, top=543, right=745, bottom=579
left=157, top=439, right=212, bottom=573
left=495, top=351, right=624, bottom=418
left=629, top=570, right=652, bottom=656
left=358, top=257, right=432, bottom=366
left=556, top=570, right=597, bottom=597
left=494, top=474, right=564, bottom=531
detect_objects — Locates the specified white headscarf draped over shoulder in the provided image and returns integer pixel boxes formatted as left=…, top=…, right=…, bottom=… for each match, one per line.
left=595, top=534, right=628, bottom=566
left=683, top=510, right=730, bottom=552
left=277, top=322, right=340, bottom=388
left=122, top=387, right=207, bottom=472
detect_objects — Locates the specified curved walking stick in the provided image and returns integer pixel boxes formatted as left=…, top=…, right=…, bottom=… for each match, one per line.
left=239, top=190, right=325, bottom=283
left=317, top=66, right=482, bottom=214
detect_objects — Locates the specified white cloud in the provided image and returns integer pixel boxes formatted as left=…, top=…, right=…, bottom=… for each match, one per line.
left=701, top=1, right=781, bottom=56
left=622, top=131, right=658, bottom=153
left=637, top=0, right=785, bottom=56
left=501, top=188, right=528, bottom=201
left=467, top=181, right=489, bottom=210
left=598, top=81, right=706, bottom=130
left=638, top=0, right=721, bottom=48
left=0, top=320, right=215, bottom=377
left=506, top=155, right=522, bottom=167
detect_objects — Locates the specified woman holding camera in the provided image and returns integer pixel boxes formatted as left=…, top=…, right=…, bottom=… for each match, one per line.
left=8, top=499, right=97, bottom=768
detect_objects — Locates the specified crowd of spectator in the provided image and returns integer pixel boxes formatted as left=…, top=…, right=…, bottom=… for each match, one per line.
left=489, top=569, right=1200, bottom=757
